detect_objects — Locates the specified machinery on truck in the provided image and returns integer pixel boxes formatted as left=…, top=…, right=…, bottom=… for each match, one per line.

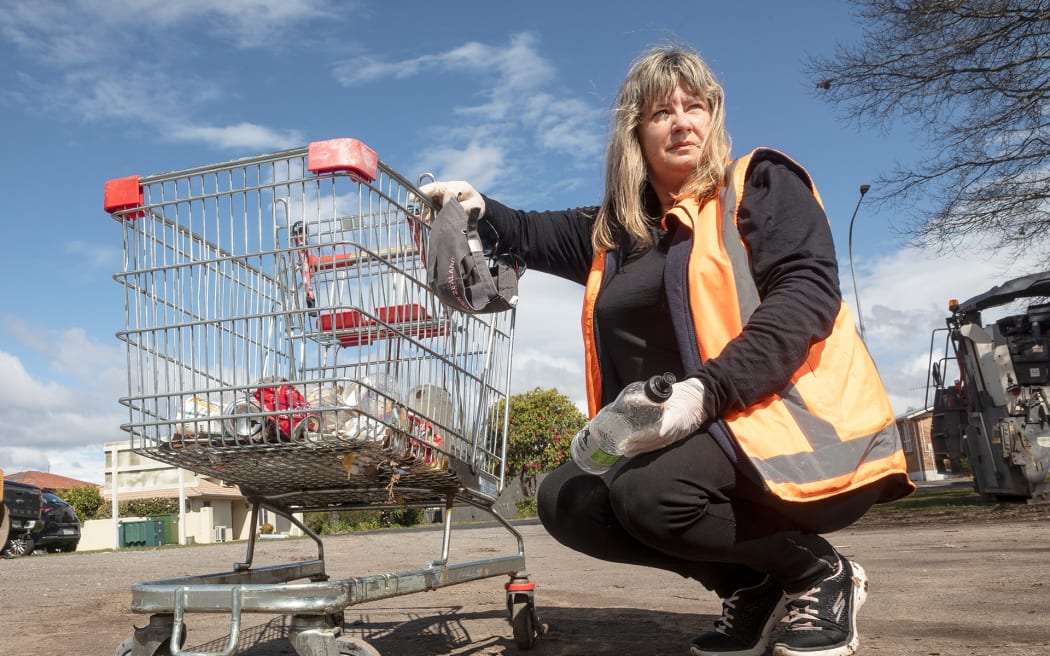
left=928, top=270, right=1050, bottom=504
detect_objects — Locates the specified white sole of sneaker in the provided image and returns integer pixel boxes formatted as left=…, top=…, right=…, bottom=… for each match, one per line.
left=770, top=561, right=868, bottom=656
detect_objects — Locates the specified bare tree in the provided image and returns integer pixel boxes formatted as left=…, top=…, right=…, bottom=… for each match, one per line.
left=808, top=1, right=1050, bottom=260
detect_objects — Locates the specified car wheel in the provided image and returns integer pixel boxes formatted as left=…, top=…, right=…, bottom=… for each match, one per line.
left=4, top=532, right=35, bottom=557
left=61, top=541, right=78, bottom=553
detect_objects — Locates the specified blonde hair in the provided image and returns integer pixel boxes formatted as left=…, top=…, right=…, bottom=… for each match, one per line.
left=593, top=45, right=731, bottom=252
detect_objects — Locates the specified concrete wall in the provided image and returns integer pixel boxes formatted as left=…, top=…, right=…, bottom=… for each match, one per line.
left=80, top=518, right=115, bottom=551
left=451, top=473, right=543, bottom=523
left=76, top=499, right=261, bottom=551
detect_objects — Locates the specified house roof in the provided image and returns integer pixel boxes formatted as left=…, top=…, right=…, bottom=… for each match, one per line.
left=896, top=408, right=933, bottom=422
left=3, top=470, right=101, bottom=492
left=101, top=476, right=244, bottom=502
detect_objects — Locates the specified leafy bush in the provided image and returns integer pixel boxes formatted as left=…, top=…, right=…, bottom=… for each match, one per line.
left=492, top=387, right=586, bottom=486
left=91, top=497, right=179, bottom=520
left=58, top=486, right=106, bottom=521
left=515, top=497, right=539, bottom=518
left=303, top=508, right=425, bottom=535
left=304, top=511, right=332, bottom=535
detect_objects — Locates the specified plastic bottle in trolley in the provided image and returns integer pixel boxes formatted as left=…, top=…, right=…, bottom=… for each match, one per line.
left=570, top=372, right=676, bottom=474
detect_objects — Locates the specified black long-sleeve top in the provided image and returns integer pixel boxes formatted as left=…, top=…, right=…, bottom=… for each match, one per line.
left=481, top=159, right=842, bottom=420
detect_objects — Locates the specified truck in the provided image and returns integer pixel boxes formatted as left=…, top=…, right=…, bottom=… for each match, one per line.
left=1, top=471, right=44, bottom=557
left=927, top=270, right=1050, bottom=504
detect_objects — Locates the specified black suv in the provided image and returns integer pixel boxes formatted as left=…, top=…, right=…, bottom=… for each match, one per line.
left=32, top=491, right=81, bottom=553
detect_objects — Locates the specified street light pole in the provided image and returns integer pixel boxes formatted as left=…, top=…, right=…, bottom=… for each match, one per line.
left=848, top=184, right=871, bottom=340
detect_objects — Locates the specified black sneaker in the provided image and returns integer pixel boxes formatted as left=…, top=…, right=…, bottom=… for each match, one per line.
left=771, top=557, right=868, bottom=656
left=690, top=575, right=787, bottom=656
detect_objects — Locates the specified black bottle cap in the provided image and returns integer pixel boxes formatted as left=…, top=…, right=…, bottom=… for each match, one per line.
left=645, top=372, right=676, bottom=402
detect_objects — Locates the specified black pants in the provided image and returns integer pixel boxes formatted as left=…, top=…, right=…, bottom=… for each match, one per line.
left=537, top=432, right=883, bottom=597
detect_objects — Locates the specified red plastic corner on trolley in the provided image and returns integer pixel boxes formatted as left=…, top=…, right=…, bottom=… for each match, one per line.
left=307, top=138, right=378, bottom=182
left=103, top=175, right=144, bottom=219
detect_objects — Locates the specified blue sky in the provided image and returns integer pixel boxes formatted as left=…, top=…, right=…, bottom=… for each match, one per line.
left=0, top=0, right=1038, bottom=484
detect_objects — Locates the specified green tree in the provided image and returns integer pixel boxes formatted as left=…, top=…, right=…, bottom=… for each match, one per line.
left=58, top=486, right=106, bottom=521
left=492, top=387, right=587, bottom=495
left=807, top=1, right=1050, bottom=259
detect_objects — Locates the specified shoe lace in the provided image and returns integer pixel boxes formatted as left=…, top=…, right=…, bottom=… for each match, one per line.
left=783, top=559, right=846, bottom=632
left=783, top=590, right=822, bottom=630
left=712, top=588, right=744, bottom=634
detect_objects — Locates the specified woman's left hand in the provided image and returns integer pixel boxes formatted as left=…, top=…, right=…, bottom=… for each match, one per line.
left=414, top=180, right=486, bottom=223
left=618, top=378, right=707, bottom=457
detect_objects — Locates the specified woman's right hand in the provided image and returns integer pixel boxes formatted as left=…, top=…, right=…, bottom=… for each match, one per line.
left=415, top=180, right=486, bottom=223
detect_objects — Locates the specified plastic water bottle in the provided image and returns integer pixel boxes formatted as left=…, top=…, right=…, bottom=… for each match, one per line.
left=341, top=372, right=402, bottom=443
left=570, top=372, right=676, bottom=474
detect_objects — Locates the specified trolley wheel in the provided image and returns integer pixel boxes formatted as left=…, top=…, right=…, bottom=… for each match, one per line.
left=506, top=577, right=539, bottom=650
left=510, top=597, right=538, bottom=649
left=113, top=637, right=174, bottom=656
left=335, top=635, right=382, bottom=656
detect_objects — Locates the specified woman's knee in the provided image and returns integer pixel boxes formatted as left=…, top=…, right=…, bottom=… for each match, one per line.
left=608, top=468, right=714, bottom=544
left=536, top=463, right=613, bottom=537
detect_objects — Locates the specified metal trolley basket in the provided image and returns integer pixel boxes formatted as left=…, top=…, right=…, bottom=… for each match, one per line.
left=104, top=138, right=538, bottom=656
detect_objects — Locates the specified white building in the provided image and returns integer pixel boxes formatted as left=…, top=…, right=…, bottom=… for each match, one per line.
left=78, top=441, right=301, bottom=551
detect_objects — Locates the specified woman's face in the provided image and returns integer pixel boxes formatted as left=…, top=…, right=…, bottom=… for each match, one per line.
left=638, top=84, right=712, bottom=205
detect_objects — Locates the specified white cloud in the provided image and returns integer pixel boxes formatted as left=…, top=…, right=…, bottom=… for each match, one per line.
left=332, top=55, right=428, bottom=86
left=0, top=1, right=325, bottom=151
left=334, top=34, right=556, bottom=101
left=0, top=354, right=124, bottom=456
left=168, top=122, right=305, bottom=151
left=0, top=0, right=335, bottom=64
left=505, top=275, right=587, bottom=408
left=0, top=444, right=108, bottom=486
left=416, top=142, right=508, bottom=191
left=528, top=94, right=606, bottom=161
left=847, top=244, right=1047, bottom=415
left=65, top=241, right=122, bottom=269
left=0, top=351, right=79, bottom=409
left=335, top=32, right=605, bottom=190
left=0, top=321, right=127, bottom=478
left=125, top=0, right=335, bottom=47
left=0, top=2, right=107, bottom=66
left=41, top=67, right=303, bottom=151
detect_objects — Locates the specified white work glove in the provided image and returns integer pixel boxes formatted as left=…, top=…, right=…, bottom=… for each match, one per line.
left=415, top=180, right=486, bottom=224
left=618, top=378, right=708, bottom=457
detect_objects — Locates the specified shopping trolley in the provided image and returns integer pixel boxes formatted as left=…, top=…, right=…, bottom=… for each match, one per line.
left=104, top=138, right=539, bottom=656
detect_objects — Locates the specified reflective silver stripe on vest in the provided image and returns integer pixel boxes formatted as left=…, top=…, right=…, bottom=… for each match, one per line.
left=718, top=155, right=897, bottom=486
left=758, top=421, right=903, bottom=485
left=719, top=166, right=761, bottom=318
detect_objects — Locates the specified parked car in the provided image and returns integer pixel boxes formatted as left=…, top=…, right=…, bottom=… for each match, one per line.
left=31, top=491, right=81, bottom=553
left=2, top=478, right=43, bottom=557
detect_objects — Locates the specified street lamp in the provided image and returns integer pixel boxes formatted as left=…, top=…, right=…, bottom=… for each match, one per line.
left=847, top=184, right=871, bottom=340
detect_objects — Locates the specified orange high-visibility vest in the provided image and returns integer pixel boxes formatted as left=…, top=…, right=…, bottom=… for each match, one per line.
left=582, top=148, right=912, bottom=503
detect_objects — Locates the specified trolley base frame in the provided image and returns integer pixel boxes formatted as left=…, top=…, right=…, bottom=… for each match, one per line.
left=118, top=495, right=538, bottom=656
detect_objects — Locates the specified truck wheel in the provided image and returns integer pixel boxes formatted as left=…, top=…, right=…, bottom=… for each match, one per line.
left=4, top=532, right=34, bottom=557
